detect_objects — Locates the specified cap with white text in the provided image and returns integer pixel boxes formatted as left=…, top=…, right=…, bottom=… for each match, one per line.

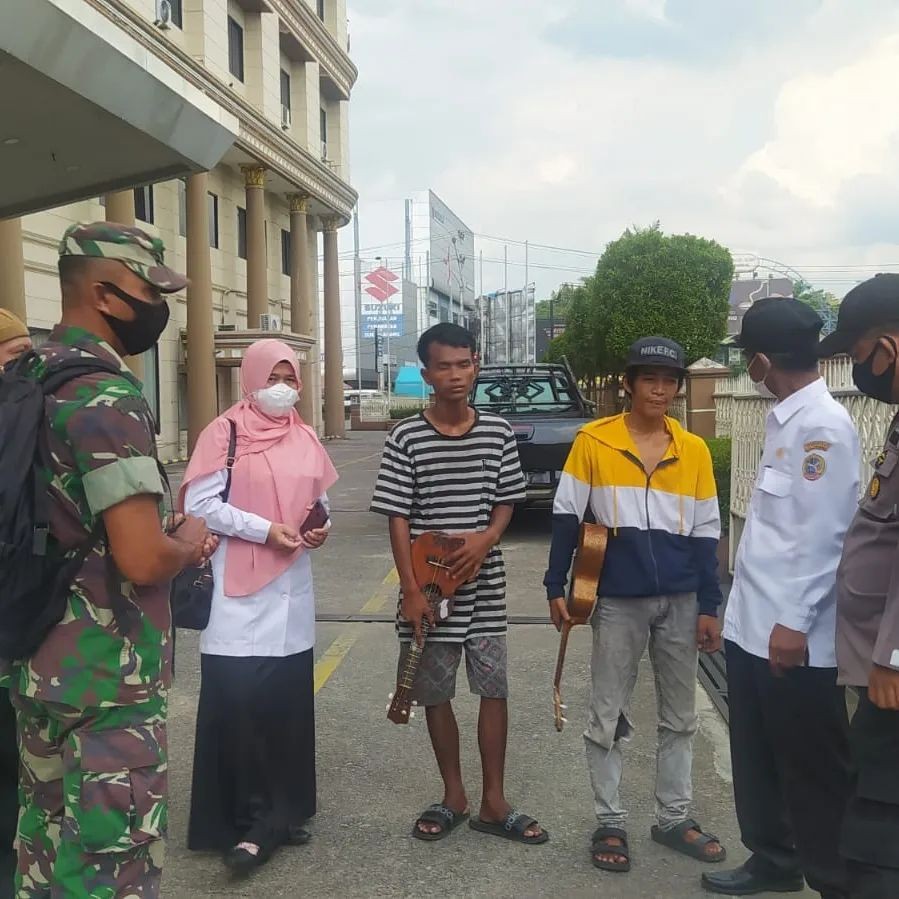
left=625, top=336, right=686, bottom=372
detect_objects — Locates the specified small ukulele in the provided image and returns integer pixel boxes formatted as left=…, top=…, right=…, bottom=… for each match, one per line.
left=387, top=531, right=466, bottom=725
left=553, top=522, right=608, bottom=732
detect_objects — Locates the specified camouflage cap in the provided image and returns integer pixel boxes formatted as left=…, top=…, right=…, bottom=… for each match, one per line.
left=59, top=221, right=187, bottom=293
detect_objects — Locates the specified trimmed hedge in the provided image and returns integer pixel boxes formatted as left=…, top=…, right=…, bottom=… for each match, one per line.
left=705, top=437, right=732, bottom=535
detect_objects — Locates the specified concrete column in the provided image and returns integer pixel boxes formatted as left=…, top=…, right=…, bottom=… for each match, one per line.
left=102, top=190, right=143, bottom=378
left=241, top=165, right=268, bottom=329
left=322, top=216, right=344, bottom=438
left=0, top=217, right=27, bottom=321
left=289, top=193, right=315, bottom=423
left=104, top=191, right=136, bottom=227
left=686, top=363, right=730, bottom=439
left=186, top=173, right=217, bottom=453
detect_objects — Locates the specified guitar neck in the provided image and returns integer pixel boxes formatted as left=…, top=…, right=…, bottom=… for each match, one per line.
left=398, top=619, right=431, bottom=692
left=552, top=620, right=572, bottom=691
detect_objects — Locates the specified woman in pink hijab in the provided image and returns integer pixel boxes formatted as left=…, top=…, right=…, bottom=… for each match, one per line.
left=180, top=339, right=338, bottom=873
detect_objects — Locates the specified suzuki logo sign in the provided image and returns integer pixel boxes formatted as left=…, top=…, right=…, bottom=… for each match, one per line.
left=363, top=266, right=399, bottom=302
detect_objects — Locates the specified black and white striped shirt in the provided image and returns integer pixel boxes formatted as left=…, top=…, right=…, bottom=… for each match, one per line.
left=370, top=411, right=527, bottom=642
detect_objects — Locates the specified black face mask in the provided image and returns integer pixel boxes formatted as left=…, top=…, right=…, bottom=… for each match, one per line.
left=853, top=336, right=898, bottom=403
left=99, top=281, right=169, bottom=357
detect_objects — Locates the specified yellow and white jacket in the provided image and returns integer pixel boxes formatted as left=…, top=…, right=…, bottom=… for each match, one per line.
left=543, top=414, right=722, bottom=615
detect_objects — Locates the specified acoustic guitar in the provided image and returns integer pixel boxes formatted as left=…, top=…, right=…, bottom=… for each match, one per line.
left=552, top=522, right=608, bottom=732
left=387, top=531, right=466, bottom=725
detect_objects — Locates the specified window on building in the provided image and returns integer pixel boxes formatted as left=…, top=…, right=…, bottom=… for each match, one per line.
left=281, top=229, right=291, bottom=276
left=170, top=0, right=183, bottom=28
left=134, top=185, right=154, bottom=224
left=208, top=193, right=219, bottom=249
left=280, top=70, right=291, bottom=114
left=320, top=107, right=328, bottom=159
left=177, top=179, right=186, bottom=237
left=237, top=207, right=247, bottom=260
left=317, top=0, right=325, bottom=22
left=228, top=16, right=244, bottom=82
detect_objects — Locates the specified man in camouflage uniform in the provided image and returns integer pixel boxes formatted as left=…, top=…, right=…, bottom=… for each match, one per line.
left=9, top=223, right=215, bottom=898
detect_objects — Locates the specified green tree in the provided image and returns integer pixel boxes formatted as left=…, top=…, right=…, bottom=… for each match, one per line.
left=594, top=225, right=733, bottom=367
left=793, top=279, right=840, bottom=335
left=535, top=283, right=578, bottom=321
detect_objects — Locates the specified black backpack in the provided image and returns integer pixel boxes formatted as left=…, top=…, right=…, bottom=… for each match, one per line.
left=0, top=351, right=122, bottom=661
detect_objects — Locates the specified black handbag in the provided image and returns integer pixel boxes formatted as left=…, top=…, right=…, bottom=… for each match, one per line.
left=170, top=420, right=237, bottom=630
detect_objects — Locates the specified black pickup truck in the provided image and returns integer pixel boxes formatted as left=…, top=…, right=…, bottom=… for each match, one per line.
left=471, top=361, right=596, bottom=503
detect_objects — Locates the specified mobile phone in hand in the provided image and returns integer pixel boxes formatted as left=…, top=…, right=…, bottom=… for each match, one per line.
left=300, top=500, right=330, bottom=535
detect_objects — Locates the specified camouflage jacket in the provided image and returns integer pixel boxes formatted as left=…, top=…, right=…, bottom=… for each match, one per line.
left=10, top=325, right=172, bottom=708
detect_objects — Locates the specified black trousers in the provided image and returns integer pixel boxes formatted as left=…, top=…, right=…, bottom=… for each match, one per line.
left=725, top=641, right=851, bottom=897
left=841, top=689, right=899, bottom=899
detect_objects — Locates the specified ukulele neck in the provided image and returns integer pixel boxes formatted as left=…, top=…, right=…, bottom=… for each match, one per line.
left=399, top=617, right=431, bottom=691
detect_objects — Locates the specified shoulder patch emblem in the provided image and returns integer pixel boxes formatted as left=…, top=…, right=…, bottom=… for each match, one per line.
left=802, top=453, right=826, bottom=481
left=804, top=440, right=831, bottom=453
left=871, top=476, right=881, bottom=500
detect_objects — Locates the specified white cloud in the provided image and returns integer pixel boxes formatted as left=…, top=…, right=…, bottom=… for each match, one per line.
left=342, top=0, right=899, bottom=303
left=730, top=35, right=899, bottom=207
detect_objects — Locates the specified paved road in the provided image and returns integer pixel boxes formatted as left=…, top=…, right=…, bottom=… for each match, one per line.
left=163, top=431, right=815, bottom=898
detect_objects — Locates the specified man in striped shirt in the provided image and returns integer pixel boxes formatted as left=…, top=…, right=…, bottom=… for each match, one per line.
left=371, top=323, right=548, bottom=846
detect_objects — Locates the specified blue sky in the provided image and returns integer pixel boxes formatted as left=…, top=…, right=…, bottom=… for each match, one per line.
left=340, top=0, right=899, bottom=306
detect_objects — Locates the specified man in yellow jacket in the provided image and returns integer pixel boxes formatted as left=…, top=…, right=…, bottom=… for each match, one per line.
left=545, top=336, right=724, bottom=875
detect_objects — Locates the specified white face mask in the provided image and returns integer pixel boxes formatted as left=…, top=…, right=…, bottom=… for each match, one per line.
left=748, top=354, right=777, bottom=400
left=254, top=382, right=299, bottom=417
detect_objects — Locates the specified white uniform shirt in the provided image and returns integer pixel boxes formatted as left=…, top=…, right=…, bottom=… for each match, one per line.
left=724, top=378, right=860, bottom=667
left=184, top=469, right=328, bottom=658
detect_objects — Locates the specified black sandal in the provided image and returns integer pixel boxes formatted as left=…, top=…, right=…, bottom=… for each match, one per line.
left=469, top=810, right=548, bottom=845
left=651, top=818, right=726, bottom=863
left=591, top=826, right=631, bottom=872
left=412, top=803, right=470, bottom=841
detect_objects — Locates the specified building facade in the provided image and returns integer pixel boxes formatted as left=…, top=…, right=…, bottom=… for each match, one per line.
left=0, top=0, right=357, bottom=456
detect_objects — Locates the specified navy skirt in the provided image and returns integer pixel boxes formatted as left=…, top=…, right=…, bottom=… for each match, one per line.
left=187, top=648, right=316, bottom=851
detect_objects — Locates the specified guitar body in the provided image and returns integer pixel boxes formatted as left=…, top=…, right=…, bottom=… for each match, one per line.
left=387, top=531, right=465, bottom=725
left=566, top=522, right=607, bottom=625
left=553, top=522, right=608, bottom=731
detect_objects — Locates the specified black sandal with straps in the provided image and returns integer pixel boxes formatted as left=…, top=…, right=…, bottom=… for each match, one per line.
left=651, top=817, right=726, bottom=863
left=591, top=825, right=631, bottom=872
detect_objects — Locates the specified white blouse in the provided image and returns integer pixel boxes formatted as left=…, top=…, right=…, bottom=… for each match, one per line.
left=183, top=469, right=328, bottom=658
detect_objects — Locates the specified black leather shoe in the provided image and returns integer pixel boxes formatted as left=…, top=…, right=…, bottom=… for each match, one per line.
left=702, top=864, right=805, bottom=895
left=223, top=842, right=273, bottom=875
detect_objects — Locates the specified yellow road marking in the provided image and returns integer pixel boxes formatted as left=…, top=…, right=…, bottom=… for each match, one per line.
left=313, top=566, right=398, bottom=695
left=334, top=449, right=383, bottom=471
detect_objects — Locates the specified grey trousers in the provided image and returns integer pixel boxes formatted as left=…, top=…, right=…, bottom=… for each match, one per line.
left=584, top=593, right=700, bottom=828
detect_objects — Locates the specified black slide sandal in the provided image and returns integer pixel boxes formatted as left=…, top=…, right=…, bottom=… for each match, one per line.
left=469, top=810, right=548, bottom=845
left=412, top=803, right=470, bottom=841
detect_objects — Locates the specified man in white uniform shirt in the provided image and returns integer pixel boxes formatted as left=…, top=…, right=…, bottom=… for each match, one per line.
left=703, top=298, right=859, bottom=899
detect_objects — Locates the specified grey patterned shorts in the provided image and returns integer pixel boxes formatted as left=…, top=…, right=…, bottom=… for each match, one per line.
left=397, top=635, right=508, bottom=707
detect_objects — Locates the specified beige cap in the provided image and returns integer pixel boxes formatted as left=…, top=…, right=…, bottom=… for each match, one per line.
left=0, top=309, right=28, bottom=345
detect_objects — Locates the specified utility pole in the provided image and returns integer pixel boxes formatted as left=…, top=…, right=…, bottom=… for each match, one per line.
left=374, top=329, right=381, bottom=390
left=524, top=239, right=529, bottom=363
left=478, top=249, right=485, bottom=362
left=353, top=206, right=362, bottom=391
left=504, top=244, right=511, bottom=363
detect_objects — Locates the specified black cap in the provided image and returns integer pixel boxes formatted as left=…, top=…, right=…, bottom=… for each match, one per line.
left=626, top=336, right=686, bottom=371
left=733, top=297, right=822, bottom=354
left=818, top=274, right=899, bottom=357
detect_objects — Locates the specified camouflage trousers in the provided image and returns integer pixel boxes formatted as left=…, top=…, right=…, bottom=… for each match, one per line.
left=9, top=689, right=167, bottom=899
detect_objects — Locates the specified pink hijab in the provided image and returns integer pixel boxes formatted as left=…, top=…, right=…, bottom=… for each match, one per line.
left=179, top=339, right=338, bottom=597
